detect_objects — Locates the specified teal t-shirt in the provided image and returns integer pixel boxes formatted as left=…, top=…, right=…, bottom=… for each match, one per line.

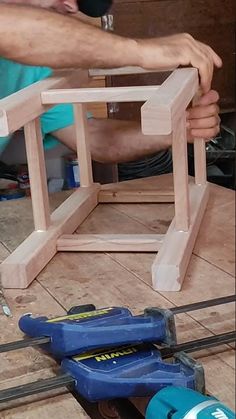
left=0, top=58, right=75, bottom=154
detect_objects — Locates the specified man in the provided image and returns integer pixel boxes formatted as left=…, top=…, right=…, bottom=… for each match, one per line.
left=0, top=1, right=221, bottom=170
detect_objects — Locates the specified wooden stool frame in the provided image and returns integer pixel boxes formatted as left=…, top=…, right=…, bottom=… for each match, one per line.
left=0, top=67, right=209, bottom=291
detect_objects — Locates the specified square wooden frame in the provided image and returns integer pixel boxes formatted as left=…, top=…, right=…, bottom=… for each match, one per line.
left=0, top=67, right=209, bottom=291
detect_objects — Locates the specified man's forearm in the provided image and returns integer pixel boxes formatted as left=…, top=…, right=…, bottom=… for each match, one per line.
left=0, top=4, right=139, bottom=68
left=0, top=4, right=222, bottom=92
left=52, top=118, right=172, bottom=164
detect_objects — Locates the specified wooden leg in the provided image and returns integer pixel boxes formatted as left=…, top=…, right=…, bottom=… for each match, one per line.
left=194, top=139, right=207, bottom=185
left=192, top=93, right=207, bottom=185
left=1, top=185, right=100, bottom=289
left=151, top=182, right=209, bottom=291
left=24, top=118, right=51, bottom=231
left=73, top=104, right=93, bottom=187
left=172, top=116, right=190, bottom=232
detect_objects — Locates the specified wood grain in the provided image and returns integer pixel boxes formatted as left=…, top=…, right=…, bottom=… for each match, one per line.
left=108, top=176, right=235, bottom=277
left=193, top=93, right=207, bottom=185
left=0, top=282, right=89, bottom=418
left=24, top=118, right=51, bottom=231
left=151, top=183, right=209, bottom=290
left=0, top=186, right=99, bottom=288
left=0, top=191, right=72, bottom=252
left=172, top=116, right=190, bottom=231
left=0, top=174, right=234, bottom=414
left=73, top=104, right=93, bottom=187
left=1, top=391, right=90, bottom=419
left=0, top=70, right=87, bottom=136
left=99, top=189, right=174, bottom=203
left=41, top=85, right=161, bottom=104
left=0, top=244, right=10, bottom=263
left=141, top=68, right=198, bottom=135
left=57, top=233, right=164, bottom=252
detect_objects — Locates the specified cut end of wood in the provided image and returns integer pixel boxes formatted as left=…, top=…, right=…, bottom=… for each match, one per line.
left=151, top=183, right=209, bottom=292
left=141, top=106, right=172, bottom=136
left=1, top=265, right=31, bottom=289
left=151, top=264, right=182, bottom=292
left=1, top=186, right=99, bottom=289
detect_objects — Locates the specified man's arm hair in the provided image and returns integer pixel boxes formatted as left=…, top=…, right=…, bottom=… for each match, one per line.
left=0, top=4, right=222, bottom=92
left=0, top=4, right=139, bottom=68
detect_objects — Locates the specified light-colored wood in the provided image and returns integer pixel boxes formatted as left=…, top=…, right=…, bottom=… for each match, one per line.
left=57, top=233, right=164, bottom=252
left=0, top=185, right=100, bottom=288
left=0, top=191, right=72, bottom=252
left=89, top=66, right=175, bottom=77
left=86, top=76, right=107, bottom=118
left=101, top=173, right=174, bottom=190
left=193, top=94, right=207, bottom=185
left=41, top=85, right=160, bottom=104
left=0, top=176, right=234, bottom=414
left=98, top=189, right=175, bottom=203
left=141, top=68, right=198, bottom=135
left=194, top=188, right=235, bottom=277
left=199, top=355, right=235, bottom=410
left=194, top=139, right=207, bottom=185
left=73, top=104, right=93, bottom=187
left=107, top=177, right=235, bottom=278
left=37, top=196, right=234, bottom=409
left=0, top=68, right=208, bottom=290
left=75, top=202, right=167, bottom=239
left=152, top=182, right=209, bottom=291
left=110, top=253, right=234, bottom=311
left=1, top=391, right=90, bottom=419
left=172, top=116, right=190, bottom=231
left=24, top=118, right=51, bottom=231
left=0, top=70, right=88, bottom=136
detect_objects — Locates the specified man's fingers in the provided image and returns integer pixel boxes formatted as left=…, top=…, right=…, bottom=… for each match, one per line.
left=197, top=90, right=220, bottom=106
left=197, top=62, right=212, bottom=94
left=196, top=47, right=214, bottom=93
left=189, top=125, right=220, bottom=140
left=141, top=33, right=222, bottom=94
left=195, top=42, right=222, bottom=93
left=188, top=115, right=220, bottom=130
left=187, top=103, right=220, bottom=119
left=199, top=42, right=223, bottom=68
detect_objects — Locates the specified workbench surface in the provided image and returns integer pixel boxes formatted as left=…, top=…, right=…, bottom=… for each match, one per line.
left=0, top=174, right=235, bottom=418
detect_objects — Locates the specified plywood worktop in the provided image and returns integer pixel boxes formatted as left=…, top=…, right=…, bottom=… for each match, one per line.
left=0, top=174, right=235, bottom=417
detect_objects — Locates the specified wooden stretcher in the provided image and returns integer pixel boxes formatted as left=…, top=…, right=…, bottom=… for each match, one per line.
left=0, top=66, right=209, bottom=291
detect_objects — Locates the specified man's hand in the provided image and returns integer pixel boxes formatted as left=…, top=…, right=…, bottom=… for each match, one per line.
left=186, top=90, right=220, bottom=142
left=0, top=5, right=221, bottom=92
left=137, top=34, right=222, bottom=93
